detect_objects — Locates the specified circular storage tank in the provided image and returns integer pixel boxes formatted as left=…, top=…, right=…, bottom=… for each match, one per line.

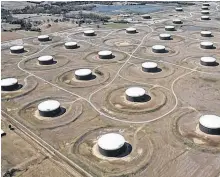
left=10, top=46, right=24, bottom=54
left=165, top=26, right=175, bottom=31
left=201, top=6, right=209, bottom=10
left=203, top=3, right=210, bottom=6
left=84, top=30, right=95, bottom=36
left=38, top=35, right=50, bottom=42
left=175, top=7, right=183, bottom=11
left=200, top=41, right=214, bottom=49
left=201, top=10, right=209, bottom=14
left=126, top=27, right=137, bottom=34
left=142, top=14, right=151, bottom=19
left=201, top=31, right=212, bottom=37
left=38, top=100, right=61, bottom=117
left=200, top=57, right=216, bottom=66
left=142, top=62, right=158, bottom=72
left=64, top=42, right=78, bottom=49
left=75, top=69, right=92, bottom=80
left=159, top=33, right=171, bottom=40
left=98, top=133, right=126, bottom=157
left=199, top=115, right=220, bottom=135
left=1, top=78, right=19, bottom=91
left=173, top=19, right=182, bottom=24
left=38, top=55, right=54, bottom=65
left=125, top=87, right=146, bottom=102
left=201, top=16, right=210, bottom=20
left=98, top=50, right=113, bottom=59
left=152, top=45, right=166, bottom=53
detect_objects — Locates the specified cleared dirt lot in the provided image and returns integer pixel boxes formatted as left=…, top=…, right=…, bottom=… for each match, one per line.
left=1, top=2, right=220, bottom=177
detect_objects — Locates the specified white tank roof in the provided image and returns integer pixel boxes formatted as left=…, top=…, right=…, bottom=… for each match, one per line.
left=165, top=26, right=175, bottom=29
left=152, top=45, right=165, bottom=50
left=201, top=15, right=210, bottom=18
left=125, top=87, right=146, bottom=97
left=38, top=35, right=49, bottom=39
left=203, top=3, right=209, bottom=5
left=38, top=100, right=60, bottom=112
left=201, top=31, right=211, bottom=35
left=142, top=62, right=158, bottom=69
left=1, top=78, right=18, bottom=87
left=98, top=50, right=112, bottom=56
left=98, top=133, right=125, bottom=151
left=200, top=41, right=213, bottom=46
left=201, top=10, right=209, bottom=13
left=126, top=27, right=136, bottom=31
left=10, top=46, right=24, bottom=51
left=160, top=33, right=171, bottom=38
left=200, top=57, right=216, bottom=63
left=65, top=42, right=77, bottom=46
left=199, top=115, right=220, bottom=129
left=84, top=30, right=95, bottom=34
left=142, top=14, right=150, bottom=17
left=75, top=69, right=92, bottom=76
left=175, top=7, right=183, bottom=10
left=173, top=19, right=181, bottom=22
left=38, top=55, right=53, bottom=61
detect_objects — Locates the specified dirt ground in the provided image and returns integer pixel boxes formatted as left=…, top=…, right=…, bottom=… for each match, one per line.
left=1, top=2, right=220, bottom=177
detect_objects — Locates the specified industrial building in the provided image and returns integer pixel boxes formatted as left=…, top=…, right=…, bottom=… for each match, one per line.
left=142, top=62, right=158, bottom=72
left=64, top=42, right=78, bottom=49
left=38, top=35, right=50, bottom=42
left=199, top=115, right=220, bottom=135
left=38, top=55, right=54, bottom=65
left=75, top=69, right=93, bottom=80
left=97, top=133, right=126, bottom=157
left=125, top=87, right=147, bottom=102
left=1, top=78, right=19, bottom=91
left=38, top=100, right=61, bottom=117
left=10, top=46, right=24, bottom=53
left=200, top=57, right=217, bottom=66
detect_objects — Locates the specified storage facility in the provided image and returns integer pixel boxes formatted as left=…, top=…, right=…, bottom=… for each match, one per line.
left=159, top=33, right=171, bottom=40
left=152, top=45, right=166, bottom=53
left=201, top=31, right=212, bottom=37
left=38, top=55, right=54, bottom=65
left=199, top=115, right=220, bottom=135
left=1, top=78, right=19, bottom=91
left=64, top=42, right=78, bottom=49
left=84, top=30, right=95, bottom=36
left=126, top=27, right=137, bottom=34
left=125, top=87, right=147, bottom=102
left=200, top=57, right=217, bottom=66
left=38, top=100, right=61, bottom=117
left=98, top=50, right=113, bottom=59
left=97, top=133, right=126, bottom=157
left=75, top=69, right=93, bottom=80
left=10, top=46, right=24, bottom=53
left=142, top=62, right=158, bottom=72
left=200, top=41, right=214, bottom=49
left=165, top=26, right=175, bottom=31
left=38, top=35, right=50, bottom=42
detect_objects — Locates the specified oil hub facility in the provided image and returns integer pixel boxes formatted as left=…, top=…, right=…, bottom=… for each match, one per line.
left=126, top=27, right=137, bottom=34
left=173, top=19, right=182, bottom=24
left=64, top=42, right=78, bottom=49
left=38, top=55, right=54, bottom=65
left=165, top=26, right=175, bottom=31
left=199, top=115, right=220, bottom=135
left=200, top=57, right=217, bottom=66
left=142, top=62, right=158, bottom=72
left=75, top=69, right=92, bottom=80
left=152, top=45, right=166, bottom=53
left=38, top=100, right=61, bottom=117
left=1, top=78, right=19, bottom=91
left=200, top=41, right=214, bottom=49
left=201, top=16, right=210, bottom=20
left=10, top=46, right=24, bottom=53
left=125, top=87, right=147, bottom=102
left=84, top=30, right=95, bottom=36
left=98, top=50, right=113, bottom=59
left=97, top=133, right=126, bottom=157
left=201, top=31, right=212, bottom=37
left=38, top=35, right=50, bottom=42
left=141, top=14, right=151, bottom=19
left=159, top=33, right=171, bottom=40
